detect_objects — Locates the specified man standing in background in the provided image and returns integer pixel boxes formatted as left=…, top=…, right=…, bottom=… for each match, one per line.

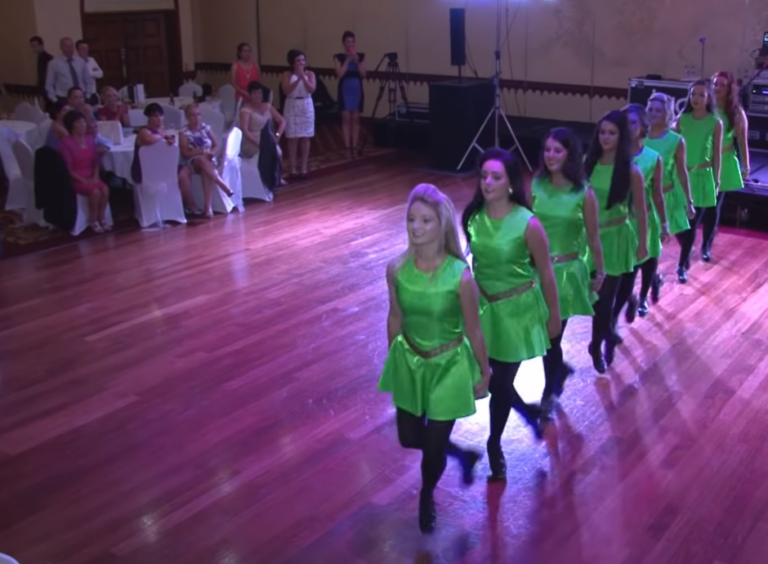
left=30, top=36, right=53, bottom=108
left=45, top=37, right=93, bottom=106
left=76, top=40, right=103, bottom=104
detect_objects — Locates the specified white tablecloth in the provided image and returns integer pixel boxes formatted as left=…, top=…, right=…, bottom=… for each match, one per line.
left=142, top=97, right=222, bottom=114
left=0, top=120, right=39, bottom=148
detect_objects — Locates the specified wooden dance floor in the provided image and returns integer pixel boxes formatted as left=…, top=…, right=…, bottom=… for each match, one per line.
left=2, top=157, right=768, bottom=564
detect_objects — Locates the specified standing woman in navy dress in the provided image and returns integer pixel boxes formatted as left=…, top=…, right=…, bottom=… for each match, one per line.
left=334, top=31, right=366, bottom=159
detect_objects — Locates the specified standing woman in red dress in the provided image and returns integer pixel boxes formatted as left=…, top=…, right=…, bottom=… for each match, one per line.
left=231, top=43, right=261, bottom=102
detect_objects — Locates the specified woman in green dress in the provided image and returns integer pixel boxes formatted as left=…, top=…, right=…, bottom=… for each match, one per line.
left=703, top=71, right=750, bottom=259
left=612, top=104, right=668, bottom=322
left=531, top=128, right=604, bottom=413
left=461, top=148, right=561, bottom=481
left=645, top=93, right=695, bottom=309
left=584, top=110, right=648, bottom=372
left=674, top=79, right=723, bottom=283
left=379, top=183, right=491, bottom=533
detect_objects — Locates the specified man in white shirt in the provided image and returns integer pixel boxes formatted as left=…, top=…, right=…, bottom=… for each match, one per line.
left=45, top=37, right=94, bottom=104
left=76, top=40, right=102, bottom=104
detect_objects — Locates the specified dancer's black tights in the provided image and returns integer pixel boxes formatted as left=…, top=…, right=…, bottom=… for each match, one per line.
left=638, top=257, right=659, bottom=300
left=702, top=192, right=726, bottom=253
left=487, top=359, right=539, bottom=447
left=613, top=268, right=638, bottom=328
left=591, top=274, right=622, bottom=347
left=542, top=319, right=569, bottom=400
left=396, top=409, right=457, bottom=495
left=677, top=206, right=706, bottom=268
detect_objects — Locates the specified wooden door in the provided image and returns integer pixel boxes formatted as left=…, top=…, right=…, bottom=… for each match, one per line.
left=83, top=11, right=180, bottom=97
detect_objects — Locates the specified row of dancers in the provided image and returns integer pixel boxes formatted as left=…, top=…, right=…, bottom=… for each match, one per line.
left=377, top=73, right=750, bottom=533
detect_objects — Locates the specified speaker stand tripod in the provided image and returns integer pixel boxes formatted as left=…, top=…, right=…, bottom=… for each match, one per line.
left=457, top=0, right=531, bottom=171
left=362, top=52, right=411, bottom=153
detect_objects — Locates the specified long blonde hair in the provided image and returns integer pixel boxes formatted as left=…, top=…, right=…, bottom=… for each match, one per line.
left=397, top=183, right=466, bottom=269
left=647, top=92, right=676, bottom=127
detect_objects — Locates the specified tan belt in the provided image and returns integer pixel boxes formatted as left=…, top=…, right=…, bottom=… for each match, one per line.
left=599, top=215, right=628, bottom=229
left=722, top=143, right=734, bottom=153
left=688, top=161, right=712, bottom=171
left=551, top=252, right=579, bottom=264
left=662, top=183, right=675, bottom=194
left=402, top=333, right=463, bottom=359
left=479, top=279, right=536, bottom=304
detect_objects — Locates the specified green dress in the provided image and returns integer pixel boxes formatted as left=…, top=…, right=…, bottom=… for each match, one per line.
left=378, top=255, right=480, bottom=421
left=587, top=163, right=637, bottom=277
left=678, top=112, right=719, bottom=208
left=717, top=111, right=744, bottom=192
left=632, top=146, right=662, bottom=261
left=468, top=205, right=550, bottom=363
left=646, top=130, right=690, bottom=235
left=531, top=177, right=594, bottom=319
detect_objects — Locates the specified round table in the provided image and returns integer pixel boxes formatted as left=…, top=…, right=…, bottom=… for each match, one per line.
left=0, top=120, right=40, bottom=148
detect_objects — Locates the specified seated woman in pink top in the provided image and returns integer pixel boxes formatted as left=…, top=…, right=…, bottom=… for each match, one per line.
left=58, top=109, right=111, bottom=233
left=95, top=86, right=129, bottom=126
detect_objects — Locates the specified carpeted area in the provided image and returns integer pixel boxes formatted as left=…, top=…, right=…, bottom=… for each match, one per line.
left=0, top=122, right=396, bottom=259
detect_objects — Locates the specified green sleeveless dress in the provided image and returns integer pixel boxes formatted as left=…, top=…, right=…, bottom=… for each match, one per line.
left=717, top=112, right=744, bottom=192
left=646, top=130, right=690, bottom=235
left=468, top=206, right=550, bottom=363
left=678, top=113, right=718, bottom=207
left=378, top=255, right=480, bottom=421
left=587, top=163, right=637, bottom=276
left=632, top=146, right=662, bottom=261
left=531, top=177, right=594, bottom=319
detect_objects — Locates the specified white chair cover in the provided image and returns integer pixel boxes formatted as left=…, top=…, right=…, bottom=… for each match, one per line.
left=200, top=106, right=225, bottom=145
left=127, top=109, right=147, bottom=127
left=179, top=81, right=203, bottom=98
left=132, top=142, right=187, bottom=228
left=14, top=101, right=46, bottom=124
left=0, top=552, right=21, bottom=564
left=72, top=194, right=114, bottom=236
left=36, top=118, right=52, bottom=148
left=97, top=120, right=124, bottom=145
left=218, top=84, right=237, bottom=129
left=11, top=140, right=44, bottom=226
left=159, top=104, right=184, bottom=130
left=0, top=129, right=25, bottom=211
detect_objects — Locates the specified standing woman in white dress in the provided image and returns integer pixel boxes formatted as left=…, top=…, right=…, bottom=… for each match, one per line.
left=281, top=49, right=316, bottom=179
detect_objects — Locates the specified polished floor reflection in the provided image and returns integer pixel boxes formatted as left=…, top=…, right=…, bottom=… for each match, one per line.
left=1, top=158, right=767, bottom=564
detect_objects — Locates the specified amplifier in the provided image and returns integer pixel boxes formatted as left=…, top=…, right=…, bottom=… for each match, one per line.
left=746, top=112, right=768, bottom=151
left=627, top=77, right=694, bottom=115
left=746, top=79, right=768, bottom=115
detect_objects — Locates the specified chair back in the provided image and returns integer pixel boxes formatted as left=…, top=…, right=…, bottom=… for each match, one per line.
left=127, top=109, right=147, bottom=127
left=14, top=101, right=46, bottom=124
left=138, top=142, right=180, bottom=195
left=218, top=84, right=237, bottom=127
left=159, top=104, right=184, bottom=130
left=179, top=81, right=203, bottom=98
left=11, top=139, right=34, bottom=182
left=200, top=106, right=225, bottom=140
left=226, top=127, right=242, bottom=160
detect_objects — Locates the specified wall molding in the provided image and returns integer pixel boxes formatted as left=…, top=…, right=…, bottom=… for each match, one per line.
left=193, top=62, right=625, bottom=99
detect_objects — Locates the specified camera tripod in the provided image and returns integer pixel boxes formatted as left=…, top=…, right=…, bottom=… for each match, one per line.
left=457, top=0, right=531, bottom=171
left=370, top=52, right=411, bottom=122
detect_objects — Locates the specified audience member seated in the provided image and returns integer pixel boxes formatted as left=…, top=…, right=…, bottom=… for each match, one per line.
left=131, top=103, right=199, bottom=214
left=239, top=81, right=285, bottom=160
left=66, top=86, right=97, bottom=135
left=179, top=103, right=234, bottom=217
left=96, top=86, right=129, bottom=126
left=58, top=109, right=111, bottom=232
left=46, top=99, right=70, bottom=150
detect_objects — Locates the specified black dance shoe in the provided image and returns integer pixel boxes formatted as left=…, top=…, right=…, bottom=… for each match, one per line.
left=701, top=249, right=712, bottom=262
left=604, top=336, right=618, bottom=366
left=625, top=294, right=639, bottom=324
left=486, top=440, right=507, bottom=482
left=588, top=342, right=607, bottom=374
left=650, top=274, right=663, bottom=303
left=676, top=266, right=688, bottom=284
left=554, top=362, right=575, bottom=397
left=418, top=490, right=436, bottom=534
left=637, top=298, right=649, bottom=317
left=461, top=450, right=481, bottom=486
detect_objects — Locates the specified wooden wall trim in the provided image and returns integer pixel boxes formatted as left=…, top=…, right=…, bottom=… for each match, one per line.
left=194, top=62, right=626, bottom=99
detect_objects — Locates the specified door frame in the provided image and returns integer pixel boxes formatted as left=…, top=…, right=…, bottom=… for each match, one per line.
left=79, top=0, right=183, bottom=94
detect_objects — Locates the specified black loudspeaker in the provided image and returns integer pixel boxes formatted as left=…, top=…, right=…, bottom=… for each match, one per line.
left=449, top=8, right=466, bottom=67
left=429, top=80, right=494, bottom=171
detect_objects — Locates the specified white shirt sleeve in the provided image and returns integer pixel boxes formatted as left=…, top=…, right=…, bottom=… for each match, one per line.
left=88, top=57, right=104, bottom=80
